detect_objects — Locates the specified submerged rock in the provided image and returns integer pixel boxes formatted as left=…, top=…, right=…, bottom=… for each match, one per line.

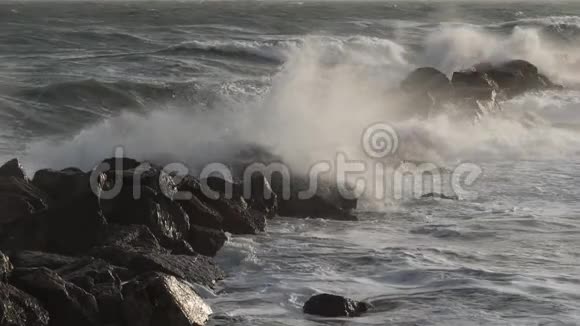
left=421, top=192, right=459, bottom=200
left=122, top=273, right=212, bottom=326
left=0, top=282, right=50, bottom=326
left=11, top=267, right=100, bottom=326
left=303, top=293, right=370, bottom=318
left=0, top=158, right=26, bottom=179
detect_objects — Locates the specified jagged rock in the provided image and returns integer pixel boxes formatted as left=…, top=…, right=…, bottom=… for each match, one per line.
left=0, top=251, right=12, bottom=282
left=0, top=283, right=50, bottom=326
left=303, top=293, right=370, bottom=318
left=56, top=258, right=128, bottom=324
left=246, top=173, right=278, bottom=219
left=11, top=267, right=100, bottom=326
left=178, top=176, right=266, bottom=235
left=176, top=176, right=224, bottom=230
left=0, top=158, right=26, bottom=179
left=188, top=225, right=227, bottom=257
left=6, top=251, right=80, bottom=270
left=93, top=248, right=224, bottom=288
left=99, top=166, right=191, bottom=251
left=0, top=177, right=48, bottom=226
left=122, top=273, right=212, bottom=326
left=93, top=224, right=165, bottom=253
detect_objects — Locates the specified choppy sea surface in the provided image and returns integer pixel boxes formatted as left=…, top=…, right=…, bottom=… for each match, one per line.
left=1, top=1, right=580, bottom=325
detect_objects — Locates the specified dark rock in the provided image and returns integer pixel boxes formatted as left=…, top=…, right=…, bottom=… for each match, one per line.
left=56, top=258, right=128, bottom=325
left=0, top=177, right=48, bottom=226
left=99, top=166, right=191, bottom=251
left=452, top=69, right=499, bottom=101
left=188, top=225, right=227, bottom=257
left=30, top=169, right=107, bottom=254
left=0, top=158, right=26, bottom=179
left=0, top=251, right=12, bottom=282
left=93, top=224, right=165, bottom=253
left=0, top=282, right=50, bottom=326
left=93, top=248, right=224, bottom=288
left=32, top=168, right=94, bottom=202
left=246, top=173, right=278, bottom=219
left=176, top=176, right=224, bottom=230
left=279, top=195, right=357, bottom=221
left=11, top=267, right=100, bottom=326
left=122, top=273, right=212, bottom=326
left=303, top=293, right=370, bottom=318
left=178, top=176, right=266, bottom=235
left=271, top=176, right=358, bottom=221
left=100, top=157, right=143, bottom=172
left=401, top=67, right=453, bottom=111
left=6, top=251, right=80, bottom=270
left=421, top=192, right=459, bottom=200
left=481, top=59, right=561, bottom=97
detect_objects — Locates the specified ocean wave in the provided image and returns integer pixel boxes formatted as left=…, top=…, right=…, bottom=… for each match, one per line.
left=157, top=39, right=295, bottom=65
left=18, top=79, right=193, bottom=109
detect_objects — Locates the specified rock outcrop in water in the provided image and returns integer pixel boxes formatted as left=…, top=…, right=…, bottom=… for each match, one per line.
left=401, top=59, right=563, bottom=117
left=303, top=293, right=371, bottom=317
left=0, top=154, right=359, bottom=325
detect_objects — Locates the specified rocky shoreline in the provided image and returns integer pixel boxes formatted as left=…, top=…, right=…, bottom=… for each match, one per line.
left=0, top=59, right=561, bottom=326
left=0, top=153, right=357, bottom=326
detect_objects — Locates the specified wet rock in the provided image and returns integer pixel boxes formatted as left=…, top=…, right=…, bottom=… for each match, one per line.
left=122, top=273, right=212, bottom=326
left=177, top=177, right=224, bottom=230
left=278, top=195, right=357, bottom=221
left=56, top=258, right=128, bottom=324
left=188, top=225, right=227, bottom=257
left=0, top=177, right=48, bottom=226
left=452, top=69, right=499, bottom=102
left=271, top=177, right=358, bottom=221
left=401, top=67, right=453, bottom=111
left=0, top=282, right=50, bottom=326
left=11, top=267, right=100, bottom=326
left=303, top=293, right=370, bottom=318
left=93, top=248, right=224, bottom=288
left=178, top=176, right=266, bottom=235
left=99, top=166, right=191, bottom=251
left=246, top=173, right=278, bottom=219
left=93, top=224, right=165, bottom=253
left=0, top=251, right=13, bottom=282
left=6, top=251, right=80, bottom=270
left=480, top=59, right=561, bottom=97
left=0, top=158, right=26, bottom=179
